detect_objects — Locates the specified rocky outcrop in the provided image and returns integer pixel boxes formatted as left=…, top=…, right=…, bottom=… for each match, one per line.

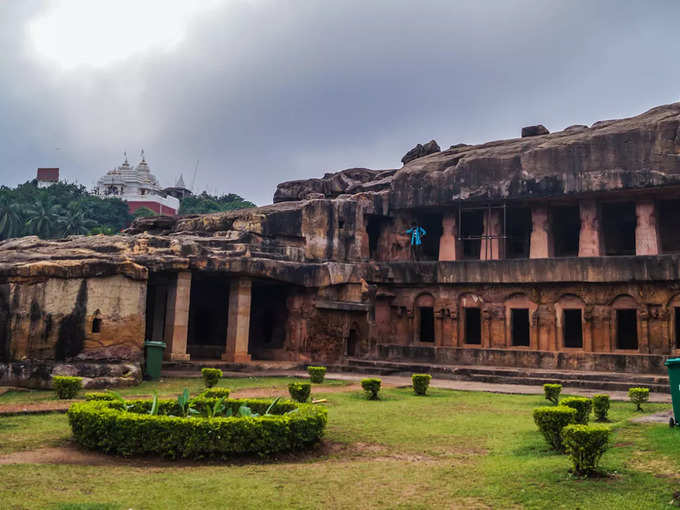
left=274, top=167, right=396, bottom=203
left=401, top=140, right=441, bottom=164
left=521, top=125, right=549, bottom=137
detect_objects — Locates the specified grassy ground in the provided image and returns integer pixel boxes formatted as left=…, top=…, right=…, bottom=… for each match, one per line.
left=0, top=382, right=678, bottom=510
left=0, top=376, right=348, bottom=405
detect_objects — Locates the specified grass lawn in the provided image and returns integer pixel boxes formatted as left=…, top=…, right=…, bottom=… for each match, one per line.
left=0, top=382, right=678, bottom=510
left=0, top=375, right=348, bottom=405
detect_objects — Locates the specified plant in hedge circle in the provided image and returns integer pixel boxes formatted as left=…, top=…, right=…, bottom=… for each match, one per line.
left=560, top=397, right=592, bottom=424
left=628, top=387, right=650, bottom=412
left=201, top=368, right=223, bottom=388
left=52, top=376, right=83, bottom=399
left=307, top=366, right=327, bottom=383
left=561, top=424, right=610, bottom=475
left=361, top=378, right=382, bottom=400
left=288, top=382, right=312, bottom=402
left=533, top=406, right=577, bottom=451
left=412, top=374, right=432, bottom=395
left=84, top=392, right=115, bottom=401
left=592, top=394, right=610, bottom=422
left=200, top=388, right=231, bottom=399
left=67, top=396, right=327, bottom=459
left=543, top=383, right=562, bottom=405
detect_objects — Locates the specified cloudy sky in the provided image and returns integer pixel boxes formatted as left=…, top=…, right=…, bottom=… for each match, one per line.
left=1, top=0, right=679, bottom=205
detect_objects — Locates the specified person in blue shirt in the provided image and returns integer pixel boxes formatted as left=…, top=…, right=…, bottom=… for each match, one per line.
left=406, top=223, right=427, bottom=259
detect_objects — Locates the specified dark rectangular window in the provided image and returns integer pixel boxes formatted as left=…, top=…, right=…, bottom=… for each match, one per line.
left=563, top=309, right=583, bottom=348
left=507, top=208, right=532, bottom=259
left=551, top=206, right=581, bottom=257
left=602, top=203, right=636, bottom=256
left=675, top=307, right=680, bottom=349
left=660, top=201, right=680, bottom=254
left=616, top=309, right=638, bottom=350
left=419, top=307, right=435, bottom=342
left=511, top=308, right=530, bottom=346
left=461, top=211, right=484, bottom=260
left=464, top=308, right=481, bottom=344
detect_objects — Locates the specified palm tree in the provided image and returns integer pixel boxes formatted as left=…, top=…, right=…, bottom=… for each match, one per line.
left=62, top=202, right=96, bottom=236
left=24, top=197, right=63, bottom=238
left=0, top=194, right=23, bottom=240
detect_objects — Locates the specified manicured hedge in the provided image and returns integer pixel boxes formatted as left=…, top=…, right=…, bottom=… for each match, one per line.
left=200, top=388, right=231, bottom=399
left=533, top=406, right=577, bottom=451
left=288, top=382, right=311, bottom=403
left=592, top=394, right=610, bottom=422
left=361, top=378, right=381, bottom=400
left=53, top=376, right=82, bottom=399
left=307, top=366, right=327, bottom=384
left=412, top=374, right=432, bottom=396
left=629, top=387, right=650, bottom=411
left=201, top=368, right=223, bottom=388
left=84, top=392, right=115, bottom=401
left=67, top=397, right=327, bottom=459
left=560, top=397, right=592, bottom=425
left=543, top=383, right=562, bottom=405
left=561, top=424, right=610, bottom=475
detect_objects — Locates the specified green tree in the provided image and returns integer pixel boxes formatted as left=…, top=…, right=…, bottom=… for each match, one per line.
left=0, top=192, right=24, bottom=240
left=62, top=202, right=96, bottom=236
left=24, top=197, right=63, bottom=238
left=132, top=207, right=157, bottom=219
left=178, top=192, right=255, bottom=215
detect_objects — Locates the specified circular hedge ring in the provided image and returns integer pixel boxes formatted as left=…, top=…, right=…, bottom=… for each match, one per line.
left=67, top=397, right=327, bottom=459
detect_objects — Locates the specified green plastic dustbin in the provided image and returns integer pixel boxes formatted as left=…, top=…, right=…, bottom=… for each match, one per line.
left=144, top=340, right=166, bottom=381
left=664, top=357, right=680, bottom=428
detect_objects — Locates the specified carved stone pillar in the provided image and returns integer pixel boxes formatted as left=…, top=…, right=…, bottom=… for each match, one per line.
left=635, top=201, right=660, bottom=255
left=530, top=207, right=551, bottom=259
left=578, top=201, right=602, bottom=257
left=439, top=215, right=460, bottom=261
left=163, top=271, right=191, bottom=361
left=222, top=278, right=252, bottom=362
left=583, top=306, right=594, bottom=352
left=480, top=209, right=503, bottom=260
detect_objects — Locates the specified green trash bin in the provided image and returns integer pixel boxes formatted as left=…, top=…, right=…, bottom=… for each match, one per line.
left=144, top=340, right=166, bottom=381
left=664, top=357, right=680, bottom=428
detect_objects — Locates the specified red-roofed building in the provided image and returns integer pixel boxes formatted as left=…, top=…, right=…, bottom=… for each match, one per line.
left=37, top=168, right=59, bottom=188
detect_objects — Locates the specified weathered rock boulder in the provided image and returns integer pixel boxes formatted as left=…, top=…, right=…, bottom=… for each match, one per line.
left=521, top=125, right=550, bottom=137
left=274, top=167, right=395, bottom=202
left=401, top=139, right=441, bottom=164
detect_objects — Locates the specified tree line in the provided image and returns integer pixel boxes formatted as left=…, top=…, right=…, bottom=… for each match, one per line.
left=0, top=181, right=256, bottom=241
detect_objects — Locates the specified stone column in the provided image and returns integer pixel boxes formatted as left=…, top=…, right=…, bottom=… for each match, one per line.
left=635, top=201, right=660, bottom=255
left=164, top=271, right=191, bottom=361
left=480, top=209, right=503, bottom=260
left=530, top=206, right=551, bottom=259
left=222, top=278, right=253, bottom=362
left=578, top=201, right=601, bottom=257
left=439, top=214, right=459, bottom=261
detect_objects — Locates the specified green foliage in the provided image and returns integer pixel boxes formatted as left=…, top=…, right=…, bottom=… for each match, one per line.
left=561, top=424, right=610, bottom=475
left=52, top=376, right=82, bottom=400
left=0, top=181, right=133, bottom=240
left=84, top=392, right=115, bottom=401
left=148, top=392, right=159, bottom=416
left=629, top=387, right=650, bottom=411
left=592, top=394, right=610, bottom=422
left=361, top=378, right=382, bottom=400
left=175, top=388, right=198, bottom=417
left=307, top=366, right=327, bottom=384
left=178, top=192, right=255, bottom=215
left=533, top=406, right=577, bottom=451
left=560, top=397, right=592, bottom=424
left=543, top=383, right=562, bottom=405
left=201, top=368, right=223, bottom=388
left=288, top=382, right=312, bottom=403
left=131, top=207, right=157, bottom=219
left=411, top=374, right=432, bottom=395
left=200, top=387, right=231, bottom=399
left=67, top=397, right=327, bottom=458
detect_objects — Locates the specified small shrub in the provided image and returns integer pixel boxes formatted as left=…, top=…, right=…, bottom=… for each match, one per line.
left=307, top=366, right=327, bottom=384
left=629, top=387, right=650, bottom=411
left=84, top=392, right=115, bottom=401
left=200, top=387, right=231, bottom=399
left=412, top=374, right=432, bottom=395
left=592, top=394, right=610, bottom=422
left=361, top=378, right=382, bottom=400
left=543, top=383, right=562, bottom=405
left=52, top=376, right=83, bottom=400
left=561, top=424, right=610, bottom=475
left=533, top=406, right=577, bottom=451
left=201, top=368, right=223, bottom=388
left=560, top=397, right=592, bottom=424
left=288, top=382, right=312, bottom=402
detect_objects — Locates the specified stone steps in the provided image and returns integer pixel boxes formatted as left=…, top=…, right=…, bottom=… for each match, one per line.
left=341, top=358, right=671, bottom=393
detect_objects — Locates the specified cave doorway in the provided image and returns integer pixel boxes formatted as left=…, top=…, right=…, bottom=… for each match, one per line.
left=187, top=273, right=229, bottom=359
left=551, top=206, right=580, bottom=257
left=347, top=325, right=359, bottom=357
left=460, top=210, right=484, bottom=260
left=415, top=213, right=443, bottom=260
left=366, top=215, right=392, bottom=260
left=602, top=202, right=636, bottom=256
left=659, top=200, right=680, bottom=253
left=145, top=272, right=173, bottom=343
left=507, top=207, right=532, bottom=259
left=248, top=281, right=290, bottom=360
left=510, top=308, right=530, bottom=346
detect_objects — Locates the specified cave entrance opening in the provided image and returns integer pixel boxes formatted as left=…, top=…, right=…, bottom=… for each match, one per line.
left=187, top=273, right=229, bottom=359
left=248, top=281, right=290, bottom=360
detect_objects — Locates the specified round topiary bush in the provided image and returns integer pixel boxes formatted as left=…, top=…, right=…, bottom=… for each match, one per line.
left=629, top=387, right=650, bottom=411
left=411, top=374, right=432, bottom=395
left=307, top=366, right=327, bottom=384
left=543, top=383, right=562, bottom=405
left=67, top=396, right=327, bottom=459
left=560, top=396, right=592, bottom=424
left=201, top=368, right=223, bottom=388
left=200, top=388, right=231, bottom=399
left=561, top=424, right=610, bottom=475
left=288, top=382, right=312, bottom=403
left=361, top=378, right=381, bottom=400
left=53, top=376, right=83, bottom=400
left=533, top=405, right=577, bottom=451
left=592, top=394, right=610, bottom=422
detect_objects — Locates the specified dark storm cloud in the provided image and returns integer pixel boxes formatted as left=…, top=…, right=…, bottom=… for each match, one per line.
left=1, top=0, right=679, bottom=204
